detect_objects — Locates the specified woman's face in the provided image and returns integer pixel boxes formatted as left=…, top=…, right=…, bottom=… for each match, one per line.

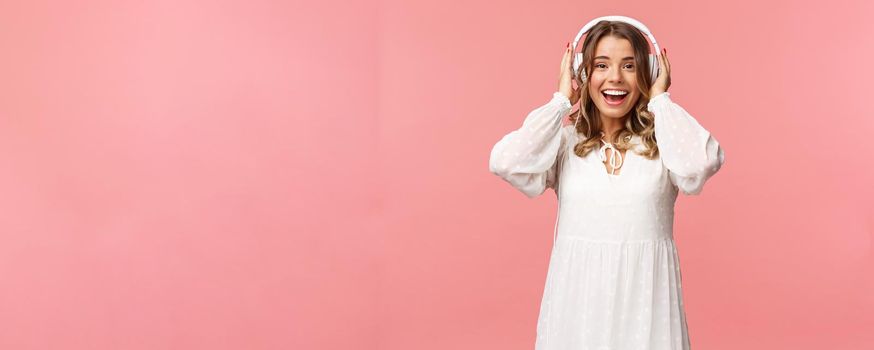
left=586, top=36, right=640, bottom=120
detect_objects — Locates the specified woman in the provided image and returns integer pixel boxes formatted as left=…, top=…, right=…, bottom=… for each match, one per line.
left=488, top=20, right=725, bottom=349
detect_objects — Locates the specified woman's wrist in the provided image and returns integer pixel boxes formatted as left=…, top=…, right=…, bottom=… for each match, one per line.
left=552, top=92, right=572, bottom=110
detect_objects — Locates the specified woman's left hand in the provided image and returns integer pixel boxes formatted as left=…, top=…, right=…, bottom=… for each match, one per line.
left=650, top=47, right=671, bottom=97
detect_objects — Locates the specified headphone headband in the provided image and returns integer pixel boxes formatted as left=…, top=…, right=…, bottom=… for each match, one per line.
left=572, top=15, right=660, bottom=54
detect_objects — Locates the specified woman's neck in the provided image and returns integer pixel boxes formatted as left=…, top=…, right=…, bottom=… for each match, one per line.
left=599, top=115, right=628, bottom=143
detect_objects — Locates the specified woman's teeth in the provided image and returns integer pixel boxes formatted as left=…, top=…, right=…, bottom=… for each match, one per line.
left=602, top=90, right=628, bottom=105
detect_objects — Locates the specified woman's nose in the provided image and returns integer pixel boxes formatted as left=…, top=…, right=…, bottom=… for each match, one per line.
left=608, top=67, right=622, bottom=82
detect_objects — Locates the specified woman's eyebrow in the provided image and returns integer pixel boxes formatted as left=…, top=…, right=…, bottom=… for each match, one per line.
left=594, top=56, right=635, bottom=60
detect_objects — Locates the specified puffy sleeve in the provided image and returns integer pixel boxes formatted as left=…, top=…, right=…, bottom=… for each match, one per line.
left=648, top=92, right=726, bottom=195
left=489, top=92, right=572, bottom=198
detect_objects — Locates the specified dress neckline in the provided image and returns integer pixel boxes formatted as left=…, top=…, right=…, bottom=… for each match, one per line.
left=599, top=135, right=640, bottom=180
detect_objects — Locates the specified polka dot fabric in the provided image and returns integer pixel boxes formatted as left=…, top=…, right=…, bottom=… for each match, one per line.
left=489, top=92, right=725, bottom=350
left=647, top=92, right=725, bottom=195
left=489, top=92, right=572, bottom=199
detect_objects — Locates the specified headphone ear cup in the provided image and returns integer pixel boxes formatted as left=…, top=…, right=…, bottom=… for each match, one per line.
left=573, top=52, right=586, bottom=84
left=648, top=54, right=660, bottom=83
left=572, top=53, right=583, bottom=76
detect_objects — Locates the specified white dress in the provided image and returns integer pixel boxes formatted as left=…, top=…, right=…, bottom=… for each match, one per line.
left=489, top=91, right=725, bottom=350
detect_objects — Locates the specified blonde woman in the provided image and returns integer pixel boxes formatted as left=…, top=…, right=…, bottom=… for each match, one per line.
left=489, top=20, right=725, bottom=349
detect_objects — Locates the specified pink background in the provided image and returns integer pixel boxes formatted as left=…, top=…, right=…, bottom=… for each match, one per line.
left=0, top=0, right=872, bottom=349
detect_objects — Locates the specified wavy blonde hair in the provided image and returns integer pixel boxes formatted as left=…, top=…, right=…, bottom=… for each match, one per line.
left=569, top=20, right=660, bottom=160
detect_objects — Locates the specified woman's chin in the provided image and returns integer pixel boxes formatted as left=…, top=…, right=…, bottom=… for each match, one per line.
left=596, top=105, right=632, bottom=118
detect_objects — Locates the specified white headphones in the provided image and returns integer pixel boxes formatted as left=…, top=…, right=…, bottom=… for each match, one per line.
left=571, top=15, right=662, bottom=86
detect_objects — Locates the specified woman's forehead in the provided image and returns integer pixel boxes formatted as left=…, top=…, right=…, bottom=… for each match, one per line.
left=594, top=36, right=633, bottom=57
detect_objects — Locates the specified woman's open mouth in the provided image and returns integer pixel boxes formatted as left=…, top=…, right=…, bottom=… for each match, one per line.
left=602, top=89, right=628, bottom=106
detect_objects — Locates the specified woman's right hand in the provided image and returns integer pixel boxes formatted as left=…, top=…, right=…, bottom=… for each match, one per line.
left=558, top=42, right=581, bottom=105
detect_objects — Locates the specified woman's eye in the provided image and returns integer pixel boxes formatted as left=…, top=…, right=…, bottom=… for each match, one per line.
left=595, top=63, right=633, bottom=69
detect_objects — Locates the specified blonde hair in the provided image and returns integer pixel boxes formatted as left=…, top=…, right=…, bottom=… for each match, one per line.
left=569, top=20, right=660, bottom=160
